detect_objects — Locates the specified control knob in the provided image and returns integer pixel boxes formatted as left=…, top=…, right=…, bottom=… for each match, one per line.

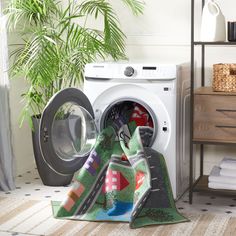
left=124, top=66, right=135, bottom=77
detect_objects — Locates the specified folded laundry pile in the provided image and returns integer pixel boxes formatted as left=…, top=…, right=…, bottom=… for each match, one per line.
left=208, top=157, right=236, bottom=190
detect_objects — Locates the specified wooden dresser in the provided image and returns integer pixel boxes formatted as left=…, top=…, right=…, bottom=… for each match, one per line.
left=194, top=87, right=236, bottom=144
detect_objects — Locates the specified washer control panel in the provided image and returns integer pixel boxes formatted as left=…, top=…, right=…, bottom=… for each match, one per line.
left=85, top=63, right=177, bottom=80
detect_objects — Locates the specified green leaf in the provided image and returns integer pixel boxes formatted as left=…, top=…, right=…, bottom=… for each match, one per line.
left=121, top=0, right=144, bottom=15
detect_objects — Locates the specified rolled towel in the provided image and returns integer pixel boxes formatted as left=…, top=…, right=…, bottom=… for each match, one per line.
left=219, top=157, right=236, bottom=170
left=208, top=182, right=236, bottom=190
left=209, top=166, right=236, bottom=184
left=220, top=168, right=236, bottom=178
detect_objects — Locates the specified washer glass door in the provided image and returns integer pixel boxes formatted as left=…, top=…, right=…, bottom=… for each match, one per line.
left=39, top=88, right=97, bottom=175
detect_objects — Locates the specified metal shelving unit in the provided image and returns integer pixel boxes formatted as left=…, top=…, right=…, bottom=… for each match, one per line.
left=189, top=0, right=236, bottom=204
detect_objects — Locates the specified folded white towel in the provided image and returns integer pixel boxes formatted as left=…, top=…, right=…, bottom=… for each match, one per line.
left=208, top=182, right=236, bottom=190
left=219, top=157, right=236, bottom=170
left=220, top=168, right=236, bottom=177
left=209, top=166, right=236, bottom=184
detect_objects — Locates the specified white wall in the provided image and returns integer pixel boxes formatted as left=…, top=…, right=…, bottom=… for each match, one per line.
left=114, top=0, right=191, bottom=62
left=9, top=78, right=35, bottom=175
left=8, top=0, right=236, bottom=175
left=7, top=29, right=35, bottom=174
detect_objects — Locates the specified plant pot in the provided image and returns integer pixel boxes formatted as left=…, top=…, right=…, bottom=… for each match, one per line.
left=31, top=116, right=73, bottom=186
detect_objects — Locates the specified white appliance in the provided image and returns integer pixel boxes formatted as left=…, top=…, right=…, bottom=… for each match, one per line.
left=39, top=62, right=190, bottom=199
left=83, top=62, right=190, bottom=198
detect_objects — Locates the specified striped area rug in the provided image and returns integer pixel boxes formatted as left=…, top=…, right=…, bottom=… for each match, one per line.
left=0, top=197, right=236, bottom=236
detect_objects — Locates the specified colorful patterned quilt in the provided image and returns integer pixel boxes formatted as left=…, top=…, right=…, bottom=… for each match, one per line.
left=52, top=126, right=188, bottom=228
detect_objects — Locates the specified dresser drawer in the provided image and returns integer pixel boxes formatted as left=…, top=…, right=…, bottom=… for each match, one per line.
left=194, top=94, right=236, bottom=142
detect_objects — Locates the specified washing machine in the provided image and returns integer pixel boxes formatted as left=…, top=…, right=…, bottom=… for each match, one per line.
left=39, top=62, right=190, bottom=199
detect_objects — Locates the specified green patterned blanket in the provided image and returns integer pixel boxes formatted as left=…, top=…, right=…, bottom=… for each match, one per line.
left=52, top=126, right=188, bottom=228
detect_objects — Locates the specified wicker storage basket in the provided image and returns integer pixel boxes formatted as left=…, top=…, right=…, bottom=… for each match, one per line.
left=213, top=64, right=236, bottom=92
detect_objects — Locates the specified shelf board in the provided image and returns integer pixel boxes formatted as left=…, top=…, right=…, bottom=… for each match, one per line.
left=194, top=87, right=236, bottom=96
left=194, top=41, right=236, bottom=46
left=193, top=175, right=236, bottom=196
left=193, top=139, right=236, bottom=145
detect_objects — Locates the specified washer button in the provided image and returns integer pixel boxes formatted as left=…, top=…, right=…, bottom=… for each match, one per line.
left=124, top=66, right=135, bottom=77
left=162, top=127, right=168, bottom=132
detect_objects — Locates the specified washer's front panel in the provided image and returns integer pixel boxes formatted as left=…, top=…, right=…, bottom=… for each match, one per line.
left=90, top=84, right=177, bottom=198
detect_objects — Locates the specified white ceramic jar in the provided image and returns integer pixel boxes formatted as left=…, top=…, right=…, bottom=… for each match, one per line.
left=200, top=0, right=226, bottom=42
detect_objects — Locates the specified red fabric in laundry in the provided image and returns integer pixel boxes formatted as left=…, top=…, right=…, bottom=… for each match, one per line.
left=129, top=104, right=154, bottom=128
left=121, top=153, right=128, bottom=161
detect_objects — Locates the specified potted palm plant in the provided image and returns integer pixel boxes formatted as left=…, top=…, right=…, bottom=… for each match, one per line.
left=6, top=0, right=144, bottom=185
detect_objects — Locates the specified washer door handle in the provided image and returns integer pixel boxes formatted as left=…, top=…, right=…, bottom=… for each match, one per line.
left=43, top=127, right=49, bottom=142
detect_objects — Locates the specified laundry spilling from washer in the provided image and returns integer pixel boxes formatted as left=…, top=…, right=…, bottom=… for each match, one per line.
left=106, top=102, right=153, bottom=130
left=105, top=102, right=154, bottom=146
left=51, top=125, right=188, bottom=228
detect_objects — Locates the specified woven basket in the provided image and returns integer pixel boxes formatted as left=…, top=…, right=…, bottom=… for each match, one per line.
left=213, top=64, right=236, bottom=92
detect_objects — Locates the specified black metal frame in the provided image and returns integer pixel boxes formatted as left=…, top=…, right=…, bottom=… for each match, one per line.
left=189, top=0, right=206, bottom=204
left=194, top=41, right=236, bottom=45
left=189, top=0, right=236, bottom=204
left=189, top=0, right=195, bottom=205
left=190, top=0, right=213, bottom=205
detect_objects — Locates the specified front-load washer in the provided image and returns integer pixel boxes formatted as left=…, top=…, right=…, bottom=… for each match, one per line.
left=39, top=62, right=190, bottom=199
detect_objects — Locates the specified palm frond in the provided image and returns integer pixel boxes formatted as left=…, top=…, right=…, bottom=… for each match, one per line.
left=120, top=0, right=144, bottom=16
left=5, top=0, right=58, bottom=30
left=80, top=0, right=126, bottom=60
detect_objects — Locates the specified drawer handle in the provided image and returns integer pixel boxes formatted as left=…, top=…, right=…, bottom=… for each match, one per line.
left=216, top=109, right=236, bottom=112
left=215, top=125, right=236, bottom=129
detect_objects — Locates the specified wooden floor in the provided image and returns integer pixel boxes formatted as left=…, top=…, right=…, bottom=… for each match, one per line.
left=1, top=168, right=236, bottom=235
left=0, top=196, right=236, bottom=236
